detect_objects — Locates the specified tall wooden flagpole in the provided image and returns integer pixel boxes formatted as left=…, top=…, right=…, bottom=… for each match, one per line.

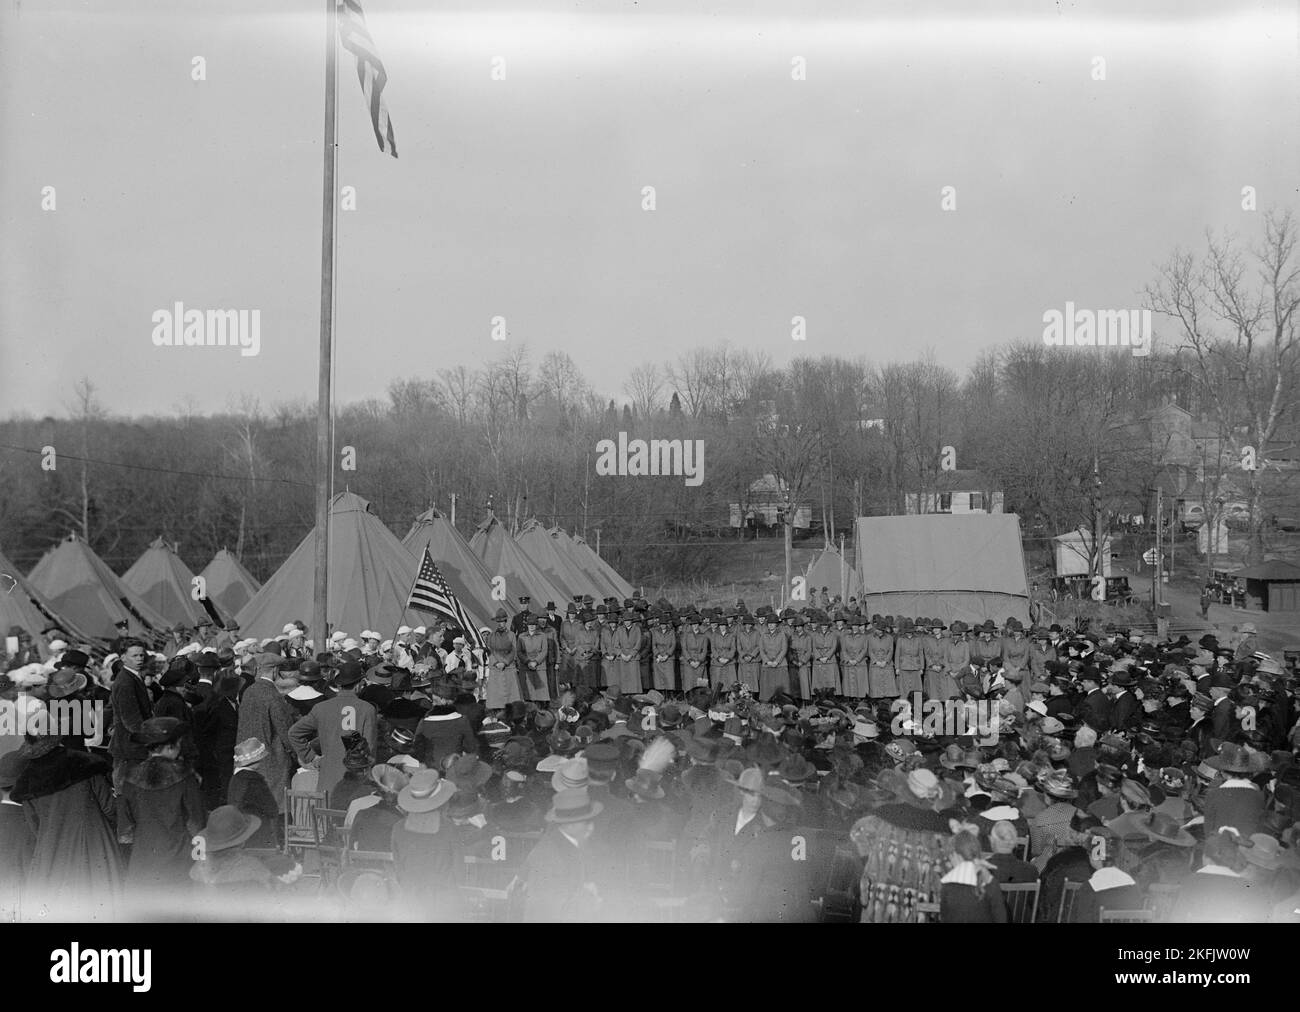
left=314, top=0, right=339, bottom=653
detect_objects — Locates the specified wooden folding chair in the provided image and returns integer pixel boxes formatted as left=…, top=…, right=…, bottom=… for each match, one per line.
left=818, top=844, right=862, bottom=923
left=344, top=848, right=397, bottom=877
left=1100, top=909, right=1153, bottom=924
left=284, top=789, right=326, bottom=856
left=1001, top=881, right=1040, bottom=924
left=628, top=839, right=679, bottom=897
left=312, top=807, right=349, bottom=887
left=498, top=831, right=543, bottom=866
left=462, top=853, right=517, bottom=892
left=1057, top=880, right=1081, bottom=923
left=1013, top=836, right=1031, bottom=861
left=458, top=864, right=523, bottom=924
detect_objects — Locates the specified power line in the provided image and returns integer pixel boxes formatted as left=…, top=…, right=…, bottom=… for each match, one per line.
left=0, top=443, right=314, bottom=488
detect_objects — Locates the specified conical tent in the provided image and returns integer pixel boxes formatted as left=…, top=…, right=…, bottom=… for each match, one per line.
left=401, top=507, right=512, bottom=631
left=27, top=534, right=172, bottom=639
left=123, top=537, right=229, bottom=629
left=547, top=527, right=625, bottom=601
left=568, top=533, right=634, bottom=601
left=0, top=546, right=99, bottom=653
left=805, top=544, right=862, bottom=603
left=468, top=514, right=569, bottom=609
left=515, top=520, right=604, bottom=601
left=199, top=549, right=262, bottom=617
left=235, top=491, right=429, bottom=641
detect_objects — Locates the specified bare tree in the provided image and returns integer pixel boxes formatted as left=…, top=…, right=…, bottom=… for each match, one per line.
left=439, top=366, right=475, bottom=428
left=623, top=362, right=663, bottom=421
left=666, top=347, right=713, bottom=419
left=1146, top=210, right=1300, bottom=563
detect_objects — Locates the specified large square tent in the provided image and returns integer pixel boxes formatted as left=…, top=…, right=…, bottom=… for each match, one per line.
left=854, top=514, right=1031, bottom=627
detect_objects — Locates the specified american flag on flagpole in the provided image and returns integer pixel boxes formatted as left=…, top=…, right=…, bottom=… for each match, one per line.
left=337, top=0, right=398, bottom=158
left=407, top=547, right=483, bottom=648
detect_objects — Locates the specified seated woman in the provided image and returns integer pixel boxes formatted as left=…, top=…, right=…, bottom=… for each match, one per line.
left=190, top=805, right=302, bottom=915
left=939, top=830, right=1006, bottom=923
left=1072, top=828, right=1143, bottom=922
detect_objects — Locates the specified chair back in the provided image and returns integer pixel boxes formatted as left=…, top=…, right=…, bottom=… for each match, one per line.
left=458, top=872, right=522, bottom=923
left=1001, top=881, right=1040, bottom=924
left=312, top=807, right=349, bottom=885
left=1013, top=835, right=1030, bottom=861
left=1057, top=880, right=1081, bottom=923
left=284, top=789, right=326, bottom=850
left=628, top=839, right=678, bottom=896
left=821, top=843, right=863, bottom=923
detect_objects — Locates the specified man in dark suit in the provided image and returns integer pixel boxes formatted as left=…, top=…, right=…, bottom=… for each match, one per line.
left=523, top=788, right=605, bottom=922
left=1108, top=670, right=1141, bottom=732
left=1074, top=668, right=1111, bottom=734
left=1209, top=669, right=1237, bottom=742
left=511, top=597, right=534, bottom=636
left=109, top=639, right=154, bottom=790
left=194, top=672, right=241, bottom=809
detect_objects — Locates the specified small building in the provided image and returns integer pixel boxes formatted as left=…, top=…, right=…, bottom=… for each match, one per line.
left=1233, top=560, right=1300, bottom=613
left=1052, top=528, right=1113, bottom=577
left=729, top=474, right=812, bottom=530
left=903, top=469, right=1004, bottom=515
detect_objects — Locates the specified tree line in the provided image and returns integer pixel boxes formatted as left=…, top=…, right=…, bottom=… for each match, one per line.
left=1, top=212, right=1296, bottom=587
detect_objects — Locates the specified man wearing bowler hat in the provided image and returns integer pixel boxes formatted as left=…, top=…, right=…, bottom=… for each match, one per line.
left=1108, top=668, right=1141, bottom=732
left=1074, top=667, right=1111, bottom=733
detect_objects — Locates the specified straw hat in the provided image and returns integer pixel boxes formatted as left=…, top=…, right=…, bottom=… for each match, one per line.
left=397, top=770, right=457, bottom=813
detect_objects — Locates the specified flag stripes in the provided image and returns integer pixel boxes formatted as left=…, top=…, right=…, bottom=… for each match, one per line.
left=337, top=0, right=398, bottom=157
left=407, top=547, right=483, bottom=648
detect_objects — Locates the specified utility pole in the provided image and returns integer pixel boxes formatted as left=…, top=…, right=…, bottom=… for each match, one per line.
left=1092, top=456, right=1104, bottom=581
left=450, top=492, right=457, bottom=526
left=1154, top=485, right=1168, bottom=638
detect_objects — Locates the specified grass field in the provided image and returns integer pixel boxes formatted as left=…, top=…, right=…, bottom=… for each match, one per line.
left=638, top=535, right=823, bottom=609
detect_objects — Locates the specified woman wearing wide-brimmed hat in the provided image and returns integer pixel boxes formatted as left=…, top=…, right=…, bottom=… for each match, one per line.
left=1202, top=742, right=1269, bottom=839
left=9, top=733, right=123, bottom=919
left=189, top=805, right=302, bottom=909
left=390, top=770, right=463, bottom=916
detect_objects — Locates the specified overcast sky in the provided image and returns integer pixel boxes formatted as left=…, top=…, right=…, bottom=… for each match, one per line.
left=1, top=0, right=1297, bottom=418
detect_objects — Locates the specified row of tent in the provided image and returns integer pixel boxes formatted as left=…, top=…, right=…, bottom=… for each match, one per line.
left=1, top=492, right=633, bottom=651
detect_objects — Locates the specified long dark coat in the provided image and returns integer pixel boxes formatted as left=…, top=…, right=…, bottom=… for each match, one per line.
left=117, top=755, right=206, bottom=894
left=194, top=694, right=239, bottom=808
left=236, top=678, right=298, bottom=812
left=11, top=747, right=123, bottom=918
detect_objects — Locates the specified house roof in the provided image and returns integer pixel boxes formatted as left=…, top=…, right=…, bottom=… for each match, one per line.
left=1233, top=560, right=1300, bottom=582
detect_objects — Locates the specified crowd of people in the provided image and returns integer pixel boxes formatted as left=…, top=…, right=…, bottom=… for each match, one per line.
left=1, top=591, right=1298, bottom=923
